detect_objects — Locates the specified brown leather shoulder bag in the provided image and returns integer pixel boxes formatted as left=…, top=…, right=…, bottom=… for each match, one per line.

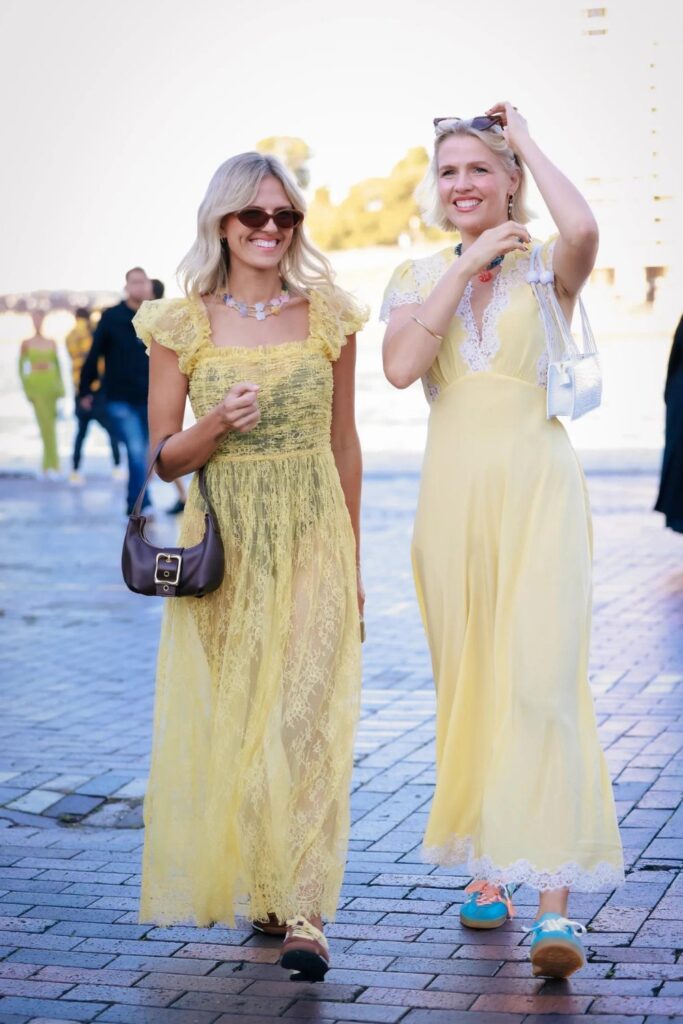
left=121, top=438, right=224, bottom=597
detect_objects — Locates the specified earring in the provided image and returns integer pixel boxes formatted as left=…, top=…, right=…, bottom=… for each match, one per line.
left=507, top=195, right=514, bottom=219
left=220, top=236, right=227, bottom=247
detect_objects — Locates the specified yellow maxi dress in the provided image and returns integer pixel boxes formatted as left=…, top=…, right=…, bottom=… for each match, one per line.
left=381, top=240, right=624, bottom=892
left=133, top=290, right=367, bottom=925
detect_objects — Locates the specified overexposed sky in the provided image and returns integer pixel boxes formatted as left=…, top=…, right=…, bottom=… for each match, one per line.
left=0, top=0, right=674, bottom=294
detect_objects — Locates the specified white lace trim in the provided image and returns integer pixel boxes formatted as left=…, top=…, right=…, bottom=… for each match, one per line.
left=457, top=257, right=520, bottom=374
left=422, top=835, right=624, bottom=892
left=530, top=238, right=557, bottom=388
left=382, top=246, right=553, bottom=391
left=379, top=251, right=451, bottom=322
left=412, top=251, right=450, bottom=290
left=379, top=287, right=421, bottom=323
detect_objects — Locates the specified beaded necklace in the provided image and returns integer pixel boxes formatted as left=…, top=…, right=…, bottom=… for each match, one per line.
left=455, top=243, right=504, bottom=284
left=222, top=282, right=289, bottom=320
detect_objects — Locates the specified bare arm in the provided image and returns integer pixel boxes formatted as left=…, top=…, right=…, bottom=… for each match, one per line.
left=383, top=222, right=530, bottom=389
left=331, top=335, right=364, bottom=615
left=147, top=340, right=261, bottom=482
left=331, top=335, right=362, bottom=561
left=488, top=101, right=599, bottom=301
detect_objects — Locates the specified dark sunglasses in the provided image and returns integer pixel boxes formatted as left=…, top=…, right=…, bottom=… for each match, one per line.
left=433, top=115, right=503, bottom=132
left=234, top=207, right=304, bottom=230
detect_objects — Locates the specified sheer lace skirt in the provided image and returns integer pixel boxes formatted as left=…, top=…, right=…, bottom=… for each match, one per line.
left=140, top=452, right=361, bottom=926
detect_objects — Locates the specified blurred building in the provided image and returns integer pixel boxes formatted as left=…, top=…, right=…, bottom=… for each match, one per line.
left=577, top=2, right=680, bottom=312
left=0, top=290, right=120, bottom=315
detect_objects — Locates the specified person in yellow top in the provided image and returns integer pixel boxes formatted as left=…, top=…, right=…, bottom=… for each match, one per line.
left=382, top=103, right=623, bottom=979
left=133, top=151, right=367, bottom=982
left=18, top=310, right=64, bottom=478
left=65, top=308, right=121, bottom=484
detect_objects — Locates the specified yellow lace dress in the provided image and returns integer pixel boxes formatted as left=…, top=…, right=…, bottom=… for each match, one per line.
left=381, top=240, right=624, bottom=892
left=133, top=290, right=367, bottom=926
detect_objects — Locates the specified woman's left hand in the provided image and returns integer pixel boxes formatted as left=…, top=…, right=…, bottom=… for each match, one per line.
left=485, top=101, right=531, bottom=154
left=357, top=565, right=365, bottom=639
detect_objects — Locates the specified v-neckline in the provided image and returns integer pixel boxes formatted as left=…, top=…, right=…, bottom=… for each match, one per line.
left=462, top=265, right=504, bottom=343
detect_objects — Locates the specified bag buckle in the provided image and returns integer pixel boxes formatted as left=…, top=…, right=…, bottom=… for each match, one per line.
left=155, top=552, right=182, bottom=586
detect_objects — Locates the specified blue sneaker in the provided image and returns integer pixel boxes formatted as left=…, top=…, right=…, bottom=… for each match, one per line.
left=526, top=913, right=587, bottom=978
left=459, top=880, right=516, bottom=930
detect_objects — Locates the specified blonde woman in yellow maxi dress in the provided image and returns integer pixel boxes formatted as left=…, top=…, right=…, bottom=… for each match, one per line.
left=133, top=153, right=367, bottom=982
left=382, top=104, right=623, bottom=979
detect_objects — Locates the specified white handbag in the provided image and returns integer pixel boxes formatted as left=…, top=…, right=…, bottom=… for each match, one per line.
left=527, top=244, right=602, bottom=420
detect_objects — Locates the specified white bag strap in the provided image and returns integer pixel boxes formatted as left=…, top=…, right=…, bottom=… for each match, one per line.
left=527, top=244, right=597, bottom=360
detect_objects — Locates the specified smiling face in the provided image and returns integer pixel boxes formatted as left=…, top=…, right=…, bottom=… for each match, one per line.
left=437, top=134, right=519, bottom=236
left=223, top=175, right=298, bottom=272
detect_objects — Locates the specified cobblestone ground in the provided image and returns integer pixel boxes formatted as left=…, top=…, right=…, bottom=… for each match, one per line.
left=0, top=468, right=681, bottom=1024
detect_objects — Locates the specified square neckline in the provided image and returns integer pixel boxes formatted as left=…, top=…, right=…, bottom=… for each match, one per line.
left=194, top=294, right=312, bottom=353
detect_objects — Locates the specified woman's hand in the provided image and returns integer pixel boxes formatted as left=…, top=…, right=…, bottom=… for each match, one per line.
left=459, top=221, right=531, bottom=278
left=485, top=101, right=531, bottom=154
left=217, top=382, right=261, bottom=434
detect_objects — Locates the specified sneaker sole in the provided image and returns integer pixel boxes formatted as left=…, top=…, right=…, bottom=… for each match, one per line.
left=531, top=937, right=585, bottom=978
left=280, top=948, right=329, bottom=981
left=460, top=912, right=508, bottom=930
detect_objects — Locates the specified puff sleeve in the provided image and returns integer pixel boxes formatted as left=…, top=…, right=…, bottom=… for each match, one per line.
left=133, top=298, right=210, bottom=377
left=379, top=260, right=420, bottom=323
left=312, top=290, right=370, bottom=361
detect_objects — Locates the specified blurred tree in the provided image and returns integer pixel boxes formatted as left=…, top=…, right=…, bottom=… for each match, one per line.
left=255, top=136, right=312, bottom=189
left=307, top=147, right=449, bottom=250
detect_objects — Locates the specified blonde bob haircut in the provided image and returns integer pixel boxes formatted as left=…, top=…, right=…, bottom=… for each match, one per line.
left=416, top=118, right=533, bottom=230
left=178, top=151, right=357, bottom=319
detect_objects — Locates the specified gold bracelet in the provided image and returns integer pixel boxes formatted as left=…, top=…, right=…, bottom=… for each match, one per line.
left=411, top=315, right=444, bottom=343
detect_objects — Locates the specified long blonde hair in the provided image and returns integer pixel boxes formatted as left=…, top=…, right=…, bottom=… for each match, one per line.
left=178, top=152, right=357, bottom=318
left=416, top=119, right=533, bottom=230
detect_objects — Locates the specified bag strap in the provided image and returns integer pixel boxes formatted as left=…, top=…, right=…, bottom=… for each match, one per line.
left=131, top=436, right=218, bottom=525
left=527, top=244, right=597, bottom=360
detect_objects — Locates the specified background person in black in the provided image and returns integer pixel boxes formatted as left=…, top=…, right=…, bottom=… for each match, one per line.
left=655, top=314, right=683, bottom=533
left=66, top=307, right=122, bottom=484
left=80, top=267, right=153, bottom=515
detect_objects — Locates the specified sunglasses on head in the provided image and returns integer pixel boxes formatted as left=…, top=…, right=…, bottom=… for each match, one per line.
left=433, top=115, right=503, bottom=133
left=234, top=207, right=304, bottom=230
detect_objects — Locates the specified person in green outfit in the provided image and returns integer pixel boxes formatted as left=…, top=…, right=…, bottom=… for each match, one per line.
left=18, top=310, right=65, bottom=478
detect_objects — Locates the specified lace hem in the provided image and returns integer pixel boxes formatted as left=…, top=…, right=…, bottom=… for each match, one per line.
left=422, top=835, right=624, bottom=892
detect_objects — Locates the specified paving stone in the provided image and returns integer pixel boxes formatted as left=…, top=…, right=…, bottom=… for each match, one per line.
left=1, top=472, right=682, bottom=1024
left=400, top=1012, right=525, bottom=1024
left=590, top=996, right=683, bottom=1014
left=94, top=1009, right=220, bottom=1024
left=283, top=1002, right=407, bottom=1021
left=0, top=998, right=107, bottom=1021
left=4, top=952, right=115, bottom=971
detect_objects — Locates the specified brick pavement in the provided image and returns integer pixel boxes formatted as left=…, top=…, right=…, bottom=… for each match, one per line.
left=0, top=468, right=681, bottom=1024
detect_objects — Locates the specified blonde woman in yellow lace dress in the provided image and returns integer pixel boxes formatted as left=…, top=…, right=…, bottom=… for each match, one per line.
left=382, top=104, right=623, bottom=979
left=133, top=153, right=367, bottom=982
